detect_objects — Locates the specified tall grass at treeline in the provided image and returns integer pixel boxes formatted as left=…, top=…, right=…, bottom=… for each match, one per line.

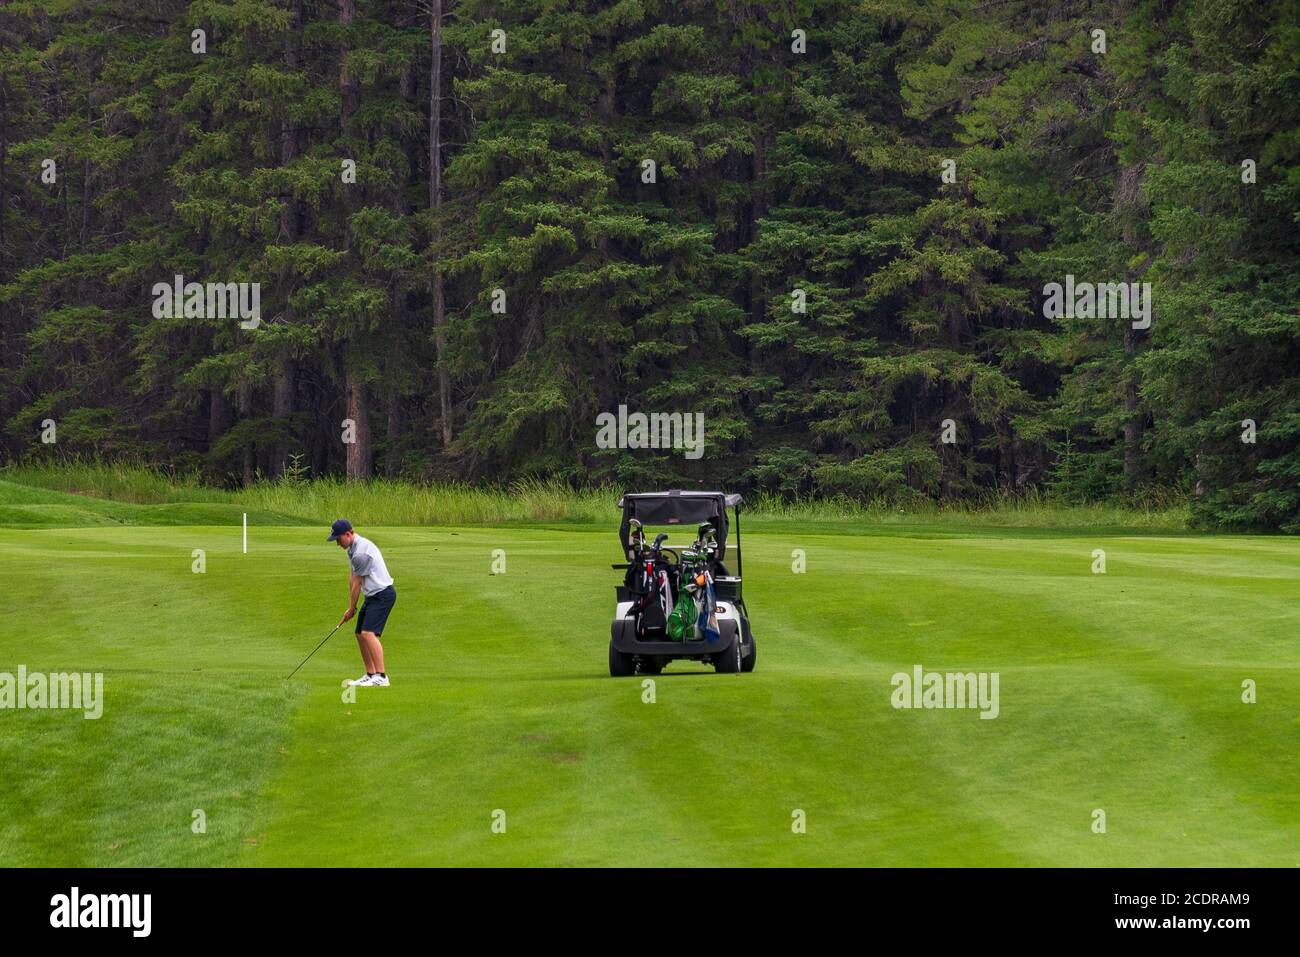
left=0, top=458, right=1192, bottom=530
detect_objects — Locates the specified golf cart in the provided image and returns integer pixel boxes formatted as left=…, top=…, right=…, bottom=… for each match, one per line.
left=609, top=490, right=757, bottom=676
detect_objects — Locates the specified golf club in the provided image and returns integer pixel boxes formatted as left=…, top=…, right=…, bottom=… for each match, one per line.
left=286, top=621, right=346, bottom=680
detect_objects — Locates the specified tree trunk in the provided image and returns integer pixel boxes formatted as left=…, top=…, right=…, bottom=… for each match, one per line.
left=237, top=378, right=254, bottom=487
left=80, top=157, right=91, bottom=247
left=269, top=0, right=303, bottom=479
left=749, top=130, right=766, bottom=332
left=279, top=0, right=302, bottom=240
left=399, top=0, right=419, bottom=214
left=0, top=73, right=7, bottom=266
left=386, top=394, right=404, bottom=476
left=339, top=1, right=359, bottom=122
left=430, top=0, right=452, bottom=449
left=338, top=0, right=371, bottom=479
left=271, top=359, right=295, bottom=472
left=208, top=389, right=232, bottom=447
left=593, top=49, right=619, bottom=417
left=998, top=417, right=1015, bottom=491
left=1122, top=323, right=1142, bottom=484
left=739, top=6, right=764, bottom=371
left=345, top=373, right=372, bottom=480
left=1116, top=163, right=1146, bottom=488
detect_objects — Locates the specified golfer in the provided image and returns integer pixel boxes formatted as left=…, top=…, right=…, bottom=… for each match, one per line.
left=327, top=519, right=396, bottom=687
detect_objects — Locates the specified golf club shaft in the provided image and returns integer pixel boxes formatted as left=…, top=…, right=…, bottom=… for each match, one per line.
left=286, top=622, right=344, bottom=680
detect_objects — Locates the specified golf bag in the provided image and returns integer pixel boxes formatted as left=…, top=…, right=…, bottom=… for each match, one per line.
left=628, top=553, right=673, bottom=638
left=667, top=547, right=721, bottom=643
left=697, top=576, right=720, bottom=643
left=666, top=587, right=696, bottom=641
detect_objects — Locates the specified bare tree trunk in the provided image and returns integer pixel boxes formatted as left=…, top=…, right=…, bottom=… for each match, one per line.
left=386, top=395, right=404, bottom=475
left=279, top=0, right=302, bottom=240
left=272, top=362, right=295, bottom=439
left=749, top=130, right=766, bottom=331
left=998, top=417, right=1015, bottom=491
left=376, top=0, right=428, bottom=473
left=592, top=54, right=619, bottom=423
left=237, top=378, right=254, bottom=487
left=398, top=0, right=419, bottom=215
left=270, top=0, right=303, bottom=479
left=430, top=0, right=452, bottom=448
left=80, top=158, right=91, bottom=247
left=339, top=0, right=359, bottom=121
left=345, top=373, right=372, bottom=480
left=739, top=3, right=764, bottom=371
left=1122, top=323, right=1142, bottom=484
left=1116, top=163, right=1147, bottom=488
left=339, top=0, right=371, bottom=478
left=208, top=389, right=232, bottom=448
left=0, top=73, right=8, bottom=265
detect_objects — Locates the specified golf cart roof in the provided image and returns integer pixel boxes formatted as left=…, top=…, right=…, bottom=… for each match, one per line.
left=618, top=490, right=742, bottom=560
left=619, top=490, right=742, bottom=513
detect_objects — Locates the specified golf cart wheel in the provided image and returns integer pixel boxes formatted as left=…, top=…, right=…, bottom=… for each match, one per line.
left=609, top=639, right=637, bottom=677
left=714, top=622, right=742, bottom=674
left=741, top=636, right=756, bottom=673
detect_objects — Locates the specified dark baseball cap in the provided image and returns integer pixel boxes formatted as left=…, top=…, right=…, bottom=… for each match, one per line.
left=327, top=518, right=353, bottom=542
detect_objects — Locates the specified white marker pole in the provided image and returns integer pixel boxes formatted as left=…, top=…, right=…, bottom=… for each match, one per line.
left=243, top=513, right=247, bottom=554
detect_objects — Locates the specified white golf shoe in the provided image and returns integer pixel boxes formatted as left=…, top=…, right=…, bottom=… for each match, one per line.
left=369, top=674, right=390, bottom=687
left=345, top=673, right=371, bottom=687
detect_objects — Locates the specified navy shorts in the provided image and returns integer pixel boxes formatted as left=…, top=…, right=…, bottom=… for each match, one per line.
left=356, top=585, right=396, bottom=636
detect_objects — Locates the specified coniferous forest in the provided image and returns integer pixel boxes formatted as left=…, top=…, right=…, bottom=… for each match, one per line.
left=1, top=0, right=1296, bottom=530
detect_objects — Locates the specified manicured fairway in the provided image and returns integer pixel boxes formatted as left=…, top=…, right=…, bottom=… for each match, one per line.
left=1, top=507, right=1297, bottom=866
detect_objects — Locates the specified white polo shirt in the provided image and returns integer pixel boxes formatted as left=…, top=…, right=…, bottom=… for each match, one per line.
left=347, top=534, right=394, bottom=597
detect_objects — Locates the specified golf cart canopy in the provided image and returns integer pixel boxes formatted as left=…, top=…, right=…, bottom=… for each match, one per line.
left=618, top=490, right=743, bottom=562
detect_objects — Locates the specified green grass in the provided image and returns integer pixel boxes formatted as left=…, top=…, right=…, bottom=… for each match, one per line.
left=1, top=459, right=1191, bottom=530
left=0, top=461, right=617, bottom=526
left=0, top=479, right=313, bottom=529
left=0, top=476, right=1295, bottom=866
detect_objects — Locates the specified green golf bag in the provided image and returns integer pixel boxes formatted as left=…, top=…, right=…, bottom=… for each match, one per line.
left=666, top=588, right=698, bottom=641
